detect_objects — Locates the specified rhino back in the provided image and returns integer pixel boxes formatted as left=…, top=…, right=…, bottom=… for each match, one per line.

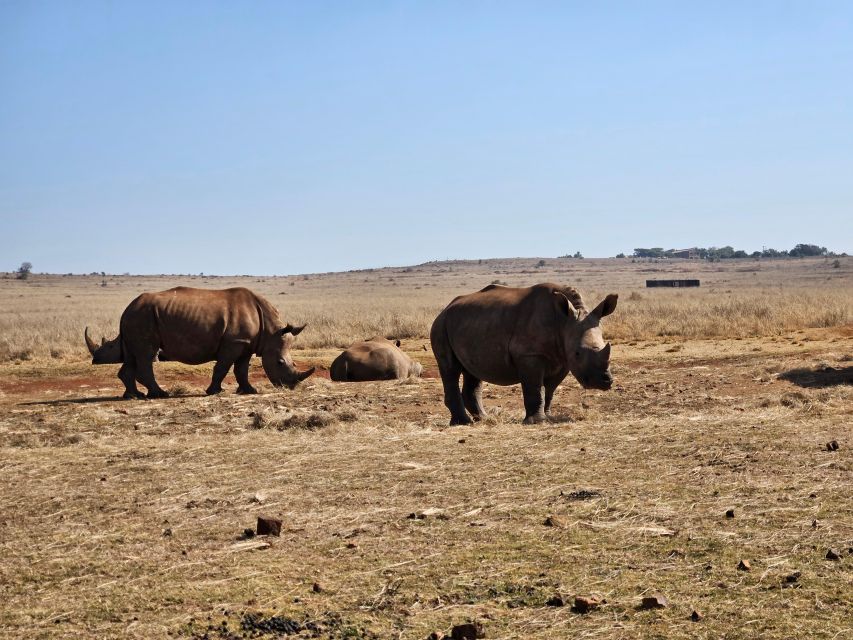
left=121, top=287, right=265, bottom=364
left=439, top=284, right=564, bottom=384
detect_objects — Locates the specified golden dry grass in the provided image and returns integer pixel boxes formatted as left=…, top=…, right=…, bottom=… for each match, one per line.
left=1, top=256, right=851, bottom=361
left=0, top=258, right=851, bottom=639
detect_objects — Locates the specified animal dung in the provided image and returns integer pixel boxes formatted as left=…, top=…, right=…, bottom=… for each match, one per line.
left=545, top=594, right=565, bottom=607
left=639, top=594, right=669, bottom=610
left=737, top=559, right=752, bottom=571
left=826, top=440, right=839, bottom=451
left=572, top=595, right=602, bottom=613
left=725, top=508, right=735, bottom=518
left=690, top=610, right=704, bottom=622
left=256, top=516, right=282, bottom=536
left=450, top=622, right=485, bottom=639
left=825, top=549, right=842, bottom=561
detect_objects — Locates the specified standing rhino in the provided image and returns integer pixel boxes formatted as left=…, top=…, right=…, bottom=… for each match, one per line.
left=330, top=337, right=423, bottom=381
left=86, top=287, right=314, bottom=398
left=430, top=283, right=617, bottom=425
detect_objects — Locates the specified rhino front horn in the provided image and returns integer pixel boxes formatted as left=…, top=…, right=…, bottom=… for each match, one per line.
left=297, top=367, right=315, bottom=382
left=84, top=327, right=98, bottom=356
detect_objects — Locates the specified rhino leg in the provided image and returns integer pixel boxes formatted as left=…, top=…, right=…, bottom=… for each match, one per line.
left=234, top=354, right=257, bottom=394
left=437, top=361, right=473, bottom=426
left=118, top=363, right=145, bottom=399
left=206, top=359, right=234, bottom=395
left=544, top=376, right=563, bottom=415
left=461, top=372, right=485, bottom=420
left=519, top=365, right=547, bottom=424
left=135, top=355, right=169, bottom=399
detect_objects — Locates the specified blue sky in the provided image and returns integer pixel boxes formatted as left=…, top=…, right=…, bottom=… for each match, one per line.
left=1, top=1, right=852, bottom=275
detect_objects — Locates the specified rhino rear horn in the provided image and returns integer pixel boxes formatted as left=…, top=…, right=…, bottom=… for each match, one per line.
left=84, top=327, right=98, bottom=356
left=553, top=291, right=579, bottom=319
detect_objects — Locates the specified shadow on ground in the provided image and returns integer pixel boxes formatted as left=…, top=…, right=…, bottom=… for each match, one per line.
left=778, top=365, right=853, bottom=388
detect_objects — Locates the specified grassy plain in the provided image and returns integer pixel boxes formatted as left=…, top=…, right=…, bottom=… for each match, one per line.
left=0, top=256, right=851, bottom=639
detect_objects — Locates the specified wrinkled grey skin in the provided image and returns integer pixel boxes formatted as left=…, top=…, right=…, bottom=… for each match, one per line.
left=88, top=287, right=314, bottom=399
left=330, top=337, right=423, bottom=382
left=431, top=283, right=617, bottom=425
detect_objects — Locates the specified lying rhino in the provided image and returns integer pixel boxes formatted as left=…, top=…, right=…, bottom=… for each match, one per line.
left=330, top=337, right=423, bottom=382
left=86, top=286, right=314, bottom=398
left=430, top=283, right=617, bottom=425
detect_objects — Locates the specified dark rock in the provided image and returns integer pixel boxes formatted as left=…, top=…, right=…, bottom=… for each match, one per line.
left=783, top=571, right=801, bottom=585
left=826, top=440, right=839, bottom=451
left=737, top=559, right=751, bottom=571
left=543, top=515, right=567, bottom=528
left=826, top=548, right=842, bottom=561
left=257, top=516, right=282, bottom=537
left=725, top=509, right=735, bottom=518
left=312, top=582, right=323, bottom=593
left=690, top=610, right=703, bottom=622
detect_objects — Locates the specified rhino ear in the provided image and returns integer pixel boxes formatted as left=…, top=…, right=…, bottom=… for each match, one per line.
left=553, top=291, right=579, bottom=320
left=592, top=294, right=618, bottom=318
left=282, top=324, right=307, bottom=336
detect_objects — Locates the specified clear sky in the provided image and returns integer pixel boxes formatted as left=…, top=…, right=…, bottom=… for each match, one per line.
left=2, top=1, right=852, bottom=275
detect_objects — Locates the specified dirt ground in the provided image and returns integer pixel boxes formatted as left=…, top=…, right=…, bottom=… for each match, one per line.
left=0, top=326, right=850, bottom=639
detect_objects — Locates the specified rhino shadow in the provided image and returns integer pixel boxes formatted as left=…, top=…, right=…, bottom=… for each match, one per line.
left=19, top=392, right=208, bottom=407
left=778, top=365, right=853, bottom=388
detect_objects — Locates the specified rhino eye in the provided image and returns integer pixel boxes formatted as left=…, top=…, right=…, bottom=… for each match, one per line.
left=575, top=351, right=581, bottom=358
left=278, top=358, right=285, bottom=365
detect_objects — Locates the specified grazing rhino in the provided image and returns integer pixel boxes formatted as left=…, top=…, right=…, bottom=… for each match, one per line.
left=87, top=287, right=314, bottom=399
left=329, top=337, right=423, bottom=382
left=430, top=283, right=617, bottom=425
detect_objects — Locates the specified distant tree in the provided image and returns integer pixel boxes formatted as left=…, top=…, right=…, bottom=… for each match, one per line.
left=615, top=252, right=626, bottom=258
left=633, top=248, right=665, bottom=258
left=16, top=262, right=32, bottom=280
left=789, top=243, right=827, bottom=258
left=573, top=251, right=584, bottom=259
left=536, top=259, right=546, bottom=268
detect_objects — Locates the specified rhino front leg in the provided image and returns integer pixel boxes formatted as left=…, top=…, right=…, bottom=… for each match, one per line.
left=519, top=365, right=547, bottom=424
left=118, top=363, right=145, bottom=399
left=234, top=354, right=257, bottom=394
left=136, top=356, right=169, bottom=399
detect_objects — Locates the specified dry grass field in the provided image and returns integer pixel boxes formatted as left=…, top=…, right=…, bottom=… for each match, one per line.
left=0, top=257, right=851, bottom=639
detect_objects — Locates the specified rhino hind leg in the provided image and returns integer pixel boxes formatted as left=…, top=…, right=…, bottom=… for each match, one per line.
left=234, top=354, right=257, bottom=394
left=461, top=372, right=485, bottom=420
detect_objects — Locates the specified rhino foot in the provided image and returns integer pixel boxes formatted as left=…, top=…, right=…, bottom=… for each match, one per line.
left=147, top=389, right=170, bottom=399
left=449, top=415, right=474, bottom=426
left=205, top=386, right=223, bottom=396
left=236, top=386, right=258, bottom=395
left=122, top=390, right=146, bottom=400
left=523, top=414, right=548, bottom=425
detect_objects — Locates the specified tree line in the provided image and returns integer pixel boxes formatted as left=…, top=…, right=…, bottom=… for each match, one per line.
left=630, top=244, right=844, bottom=260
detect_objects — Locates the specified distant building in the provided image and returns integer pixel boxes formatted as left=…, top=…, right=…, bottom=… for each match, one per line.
left=669, top=248, right=699, bottom=259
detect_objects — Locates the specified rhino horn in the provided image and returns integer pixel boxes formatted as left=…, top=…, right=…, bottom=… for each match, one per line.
left=84, top=327, right=98, bottom=356
left=297, top=367, right=315, bottom=382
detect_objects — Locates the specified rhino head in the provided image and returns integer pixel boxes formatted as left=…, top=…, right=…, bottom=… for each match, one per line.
left=260, top=323, right=315, bottom=389
left=554, top=292, right=618, bottom=390
left=85, top=327, right=123, bottom=364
